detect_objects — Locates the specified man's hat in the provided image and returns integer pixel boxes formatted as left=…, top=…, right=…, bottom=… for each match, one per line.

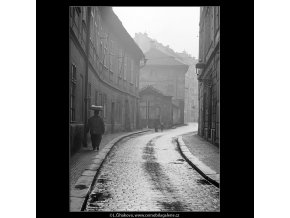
left=90, top=105, right=103, bottom=111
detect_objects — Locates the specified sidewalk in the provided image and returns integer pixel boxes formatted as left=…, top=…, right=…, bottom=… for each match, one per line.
left=182, top=132, right=219, bottom=173
left=177, top=131, right=220, bottom=186
left=70, top=128, right=151, bottom=211
left=70, top=129, right=149, bottom=188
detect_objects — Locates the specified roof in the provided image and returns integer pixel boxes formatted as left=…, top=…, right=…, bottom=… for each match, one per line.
left=134, top=33, right=190, bottom=65
left=139, top=85, right=172, bottom=98
left=145, top=47, right=189, bottom=67
left=99, top=7, right=144, bottom=60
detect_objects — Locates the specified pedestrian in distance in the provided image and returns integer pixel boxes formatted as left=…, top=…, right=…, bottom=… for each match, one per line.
left=154, top=119, right=159, bottom=132
left=160, top=122, right=164, bottom=132
left=86, top=105, right=105, bottom=151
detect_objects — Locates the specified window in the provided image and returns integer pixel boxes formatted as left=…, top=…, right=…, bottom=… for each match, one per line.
left=100, top=42, right=103, bottom=60
left=71, top=64, right=77, bottom=121
left=113, top=42, right=118, bottom=74
left=118, top=49, right=123, bottom=75
left=204, top=11, right=211, bottom=54
left=70, top=6, right=73, bottom=17
left=215, top=7, right=220, bottom=32
left=73, top=7, right=81, bottom=28
left=127, top=57, right=131, bottom=82
left=90, top=14, right=94, bottom=42
left=94, top=22, right=98, bottom=48
left=91, top=7, right=94, bottom=17
left=119, top=101, right=122, bottom=123
left=117, top=101, right=123, bottom=123
left=93, top=48, right=96, bottom=63
left=88, top=83, right=92, bottom=117
left=98, top=92, right=102, bottom=106
left=109, top=40, right=113, bottom=71
left=95, top=91, right=98, bottom=105
left=103, top=94, right=107, bottom=119
left=104, top=43, right=108, bottom=68
left=124, top=55, right=127, bottom=80
left=82, top=7, right=87, bottom=23
left=97, top=17, right=101, bottom=43
left=140, top=101, right=146, bottom=119
left=131, top=101, right=135, bottom=123
left=135, top=70, right=138, bottom=88
left=131, top=59, right=134, bottom=84
left=116, top=102, right=119, bottom=122
left=100, top=93, right=103, bottom=106
left=82, top=24, right=87, bottom=43
left=72, top=64, right=77, bottom=83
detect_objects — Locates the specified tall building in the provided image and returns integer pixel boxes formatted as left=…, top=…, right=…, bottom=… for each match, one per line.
left=140, top=46, right=188, bottom=125
left=69, top=6, right=144, bottom=154
left=139, top=85, right=174, bottom=128
left=176, top=51, right=199, bottom=123
left=134, top=33, right=197, bottom=125
left=196, top=6, right=220, bottom=146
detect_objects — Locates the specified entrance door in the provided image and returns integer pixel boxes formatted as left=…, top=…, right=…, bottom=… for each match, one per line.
left=111, top=102, right=115, bottom=133
left=203, top=92, right=207, bottom=137
left=80, top=74, right=84, bottom=121
left=208, top=86, right=212, bottom=139
left=125, top=100, right=130, bottom=131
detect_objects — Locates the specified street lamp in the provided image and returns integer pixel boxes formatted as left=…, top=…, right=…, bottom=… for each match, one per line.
left=195, top=60, right=205, bottom=77
left=195, top=60, right=212, bottom=87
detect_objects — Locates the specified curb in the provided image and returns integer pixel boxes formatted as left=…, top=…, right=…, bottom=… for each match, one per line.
left=70, top=129, right=152, bottom=212
left=176, top=136, right=220, bottom=188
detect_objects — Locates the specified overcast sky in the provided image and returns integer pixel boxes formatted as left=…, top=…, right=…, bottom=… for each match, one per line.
left=112, top=7, right=200, bottom=59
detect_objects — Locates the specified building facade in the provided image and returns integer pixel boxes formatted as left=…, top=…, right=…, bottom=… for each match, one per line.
left=177, top=52, right=199, bottom=123
left=139, top=86, right=173, bottom=128
left=135, top=33, right=199, bottom=124
left=196, top=6, right=220, bottom=146
left=69, top=6, right=144, bottom=154
left=139, top=47, right=188, bottom=125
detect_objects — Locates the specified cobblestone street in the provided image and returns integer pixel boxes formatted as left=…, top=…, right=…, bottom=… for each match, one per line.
left=70, top=131, right=138, bottom=188
left=182, top=131, right=220, bottom=174
left=85, top=125, right=220, bottom=212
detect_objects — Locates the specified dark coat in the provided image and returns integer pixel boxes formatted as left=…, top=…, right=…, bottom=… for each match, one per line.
left=87, top=115, right=105, bottom=135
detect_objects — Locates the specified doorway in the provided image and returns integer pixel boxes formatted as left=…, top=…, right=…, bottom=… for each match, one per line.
left=111, top=102, right=115, bottom=133
left=80, top=74, right=84, bottom=121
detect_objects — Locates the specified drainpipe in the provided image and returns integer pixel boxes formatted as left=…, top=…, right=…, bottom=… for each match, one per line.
left=83, top=6, right=91, bottom=147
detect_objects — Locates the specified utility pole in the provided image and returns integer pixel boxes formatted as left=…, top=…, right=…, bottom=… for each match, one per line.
left=83, top=6, right=91, bottom=147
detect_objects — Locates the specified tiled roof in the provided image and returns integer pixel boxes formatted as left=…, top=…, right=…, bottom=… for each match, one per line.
left=145, top=47, right=188, bottom=66
left=139, top=85, right=172, bottom=97
left=99, top=7, right=144, bottom=59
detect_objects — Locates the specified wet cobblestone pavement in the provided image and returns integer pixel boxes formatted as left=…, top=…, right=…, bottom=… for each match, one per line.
left=85, top=127, right=220, bottom=212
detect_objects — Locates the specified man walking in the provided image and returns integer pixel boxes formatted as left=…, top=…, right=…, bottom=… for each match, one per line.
left=86, top=106, right=105, bottom=151
left=154, top=119, right=160, bottom=132
left=160, top=122, right=164, bottom=132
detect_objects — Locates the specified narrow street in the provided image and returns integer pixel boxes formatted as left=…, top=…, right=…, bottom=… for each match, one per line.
left=85, top=124, right=220, bottom=212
